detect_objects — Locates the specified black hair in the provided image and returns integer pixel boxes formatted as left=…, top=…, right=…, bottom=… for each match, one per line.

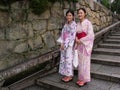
left=66, top=9, right=74, bottom=16
left=77, top=8, right=86, bottom=14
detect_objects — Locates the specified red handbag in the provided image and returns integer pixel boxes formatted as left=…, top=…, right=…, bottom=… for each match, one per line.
left=76, top=32, right=87, bottom=39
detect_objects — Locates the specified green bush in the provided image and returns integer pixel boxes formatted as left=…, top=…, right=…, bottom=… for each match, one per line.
left=48, top=0, right=57, bottom=3
left=29, top=0, right=50, bottom=15
left=111, top=0, right=120, bottom=14
left=0, top=0, right=19, bottom=6
left=0, top=0, right=78, bottom=15
left=101, top=0, right=110, bottom=9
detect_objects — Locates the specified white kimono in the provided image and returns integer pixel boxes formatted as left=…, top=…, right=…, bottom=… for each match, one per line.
left=57, top=21, right=77, bottom=76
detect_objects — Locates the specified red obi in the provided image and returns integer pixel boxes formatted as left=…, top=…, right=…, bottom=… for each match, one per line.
left=76, top=32, right=87, bottom=39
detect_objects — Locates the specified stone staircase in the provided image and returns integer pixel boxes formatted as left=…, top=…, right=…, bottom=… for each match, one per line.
left=91, top=28, right=120, bottom=83
left=34, top=25, right=120, bottom=90
left=2, top=23, right=120, bottom=90
left=91, top=29, right=120, bottom=82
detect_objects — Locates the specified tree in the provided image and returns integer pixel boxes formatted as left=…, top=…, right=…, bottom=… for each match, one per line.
left=101, top=0, right=110, bottom=9
left=111, top=0, right=120, bottom=14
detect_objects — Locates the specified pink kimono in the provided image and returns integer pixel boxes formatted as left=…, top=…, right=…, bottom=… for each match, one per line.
left=57, top=21, right=77, bottom=76
left=76, top=19, right=94, bottom=82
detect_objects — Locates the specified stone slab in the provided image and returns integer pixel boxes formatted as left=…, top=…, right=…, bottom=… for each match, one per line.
left=37, top=72, right=120, bottom=90
left=93, top=48, right=120, bottom=56
left=104, top=39, right=120, bottom=44
left=98, top=43, right=120, bottom=49
left=91, top=54, right=120, bottom=66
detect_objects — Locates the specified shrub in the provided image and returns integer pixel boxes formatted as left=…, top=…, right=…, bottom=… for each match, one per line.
left=29, top=0, right=50, bottom=15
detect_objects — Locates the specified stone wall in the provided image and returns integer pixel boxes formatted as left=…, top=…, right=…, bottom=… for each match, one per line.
left=76, top=0, right=113, bottom=32
left=0, top=0, right=113, bottom=79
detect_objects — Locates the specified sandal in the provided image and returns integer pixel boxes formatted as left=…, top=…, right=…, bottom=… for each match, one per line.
left=61, top=76, right=73, bottom=82
left=76, top=80, right=87, bottom=87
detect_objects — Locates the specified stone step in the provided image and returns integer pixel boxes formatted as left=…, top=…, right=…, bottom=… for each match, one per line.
left=93, top=48, right=120, bottom=56
left=107, top=36, right=120, bottom=40
left=113, top=32, right=120, bottom=34
left=98, top=43, right=120, bottom=49
left=91, top=54, right=120, bottom=67
left=110, top=33, right=120, bottom=36
left=110, top=30, right=120, bottom=33
left=37, top=73, right=120, bottom=90
left=91, top=63, right=120, bottom=83
left=103, top=39, right=120, bottom=44
left=112, top=30, right=120, bottom=33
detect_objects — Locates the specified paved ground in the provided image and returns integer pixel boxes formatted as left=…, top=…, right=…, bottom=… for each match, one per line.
left=25, top=25, right=120, bottom=90
left=3, top=24, right=120, bottom=90
left=36, top=72, right=120, bottom=90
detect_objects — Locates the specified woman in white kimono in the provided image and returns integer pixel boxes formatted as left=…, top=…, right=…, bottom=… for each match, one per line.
left=57, top=10, right=77, bottom=82
left=75, top=8, right=94, bottom=86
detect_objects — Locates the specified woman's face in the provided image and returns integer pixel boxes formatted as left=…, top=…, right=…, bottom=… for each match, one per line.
left=66, top=12, right=74, bottom=22
left=77, top=9, right=86, bottom=20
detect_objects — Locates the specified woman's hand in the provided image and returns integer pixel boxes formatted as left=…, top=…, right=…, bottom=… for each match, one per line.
left=60, top=43, right=64, bottom=50
left=75, top=37, right=82, bottom=45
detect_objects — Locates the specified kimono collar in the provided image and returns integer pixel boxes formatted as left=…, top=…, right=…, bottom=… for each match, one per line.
left=79, top=19, right=88, bottom=25
left=66, top=21, right=76, bottom=25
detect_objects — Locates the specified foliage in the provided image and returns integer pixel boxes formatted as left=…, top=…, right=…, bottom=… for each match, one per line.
left=48, top=0, right=57, bottom=3
left=0, top=0, right=21, bottom=7
left=111, top=0, right=120, bottom=14
left=68, top=0, right=78, bottom=3
left=0, top=0, right=78, bottom=15
left=101, top=0, right=110, bottom=9
left=29, top=0, right=50, bottom=15
left=29, top=0, right=78, bottom=15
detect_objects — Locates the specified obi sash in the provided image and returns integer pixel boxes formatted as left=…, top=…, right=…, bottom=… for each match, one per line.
left=76, top=32, right=87, bottom=39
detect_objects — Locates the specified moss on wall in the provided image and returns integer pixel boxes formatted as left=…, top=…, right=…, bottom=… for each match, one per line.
left=0, top=0, right=78, bottom=15
left=29, top=0, right=50, bottom=15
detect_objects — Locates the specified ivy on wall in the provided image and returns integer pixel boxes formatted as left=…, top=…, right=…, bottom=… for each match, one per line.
left=0, top=0, right=18, bottom=6
left=29, top=0, right=50, bottom=15
left=0, top=0, right=78, bottom=15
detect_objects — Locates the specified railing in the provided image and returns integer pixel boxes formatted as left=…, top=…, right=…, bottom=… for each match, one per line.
left=94, top=21, right=120, bottom=48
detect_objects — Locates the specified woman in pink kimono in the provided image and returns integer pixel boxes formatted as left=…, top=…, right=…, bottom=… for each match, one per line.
left=75, top=8, right=94, bottom=86
left=57, top=10, right=77, bottom=82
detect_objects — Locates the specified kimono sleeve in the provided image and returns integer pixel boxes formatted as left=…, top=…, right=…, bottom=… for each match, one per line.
left=80, top=21, right=95, bottom=55
left=68, top=24, right=77, bottom=47
left=57, top=26, right=65, bottom=44
left=80, top=22, right=94, bottom=45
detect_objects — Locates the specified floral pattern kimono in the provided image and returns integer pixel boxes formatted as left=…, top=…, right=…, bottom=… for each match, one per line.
left=57, top=21, right=77, bottom=76
left=76, top=19, right=94, bottom=82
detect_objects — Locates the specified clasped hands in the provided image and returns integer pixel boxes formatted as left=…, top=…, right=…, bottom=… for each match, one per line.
left=75, top=37, right=82, bottom=45
left=60, top=37, right=82, bottom=50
